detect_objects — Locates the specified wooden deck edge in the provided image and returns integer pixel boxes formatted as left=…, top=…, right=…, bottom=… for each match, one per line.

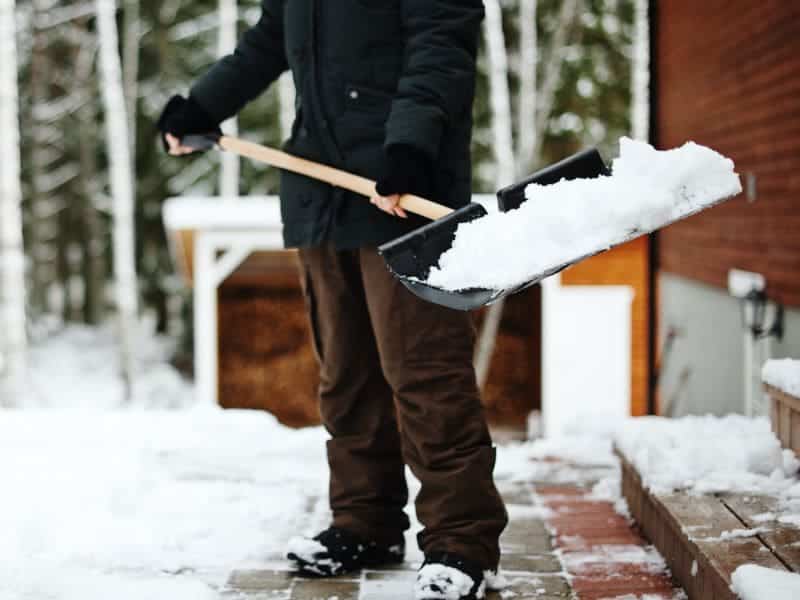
left=615, top=446, right=737, bottom=600
left=765, top=384, right=800, bottom=455
left=764, top=384, right=800, bottom=410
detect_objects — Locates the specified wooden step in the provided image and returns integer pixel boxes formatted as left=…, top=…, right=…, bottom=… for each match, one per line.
left=617, top=447, right=795, bottom=600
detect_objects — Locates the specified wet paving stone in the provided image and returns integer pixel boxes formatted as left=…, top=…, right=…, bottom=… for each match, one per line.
left=227, top=569, right=294, bottom=593
left=361, top=570, right=417, bottom=599
left=489, top=574, right=572, bottom=599
left=224, top=570, right=294, bottom=599
left=290, top=578, right=361, bottom=600
left=501, top=552, right=562, bottom=573
left=501, top=519, right=553, bottom=554
left=498, top=482, right=536, bottom=505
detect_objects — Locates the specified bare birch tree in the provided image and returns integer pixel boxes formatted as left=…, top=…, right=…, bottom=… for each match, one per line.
left=75, top=21, right=106, bottom=325
left=123, top=0, right=140, bottom=158
left=631, top=0, right=649, bottom=140
left=29, top=0, right=61, bottom=317
left=533, top=0, right=581, bottom=161
left=475, top=0, right=583, bottom=389
left=0, top=0, right=26, bottom=403
left=516, top=0, right=538, bottom=176
left=218, top=0, right=239, bottom=197
left=96, top=0, right=138, bottom=398
left=474, top=0, right=516, bottom=389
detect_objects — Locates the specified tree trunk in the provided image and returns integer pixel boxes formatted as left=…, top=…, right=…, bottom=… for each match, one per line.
left=123, top=0, right=140, bottom=163
left=96, top=0, right=138, bottom=399
left=474, top=0, right=516, bottom=390
left=534, top=0, right=581, bottom=161
left=516, top=0, right=538, bottom=175
left=218, top=0, right=239, bottom=197
left=75, top=27, right=106, bottom=325
left=0, top=0, right=26, bottom=403
left=29, top=0, right=59, bottom=317
left=631, top=0, right=650, bottom=140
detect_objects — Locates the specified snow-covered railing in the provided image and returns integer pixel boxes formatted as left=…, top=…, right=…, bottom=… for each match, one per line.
left=763, top=358, right=800, bottom=455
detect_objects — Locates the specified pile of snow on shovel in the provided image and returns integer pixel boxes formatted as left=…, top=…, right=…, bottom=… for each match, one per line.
left=427, top=137, right=741, bottom=291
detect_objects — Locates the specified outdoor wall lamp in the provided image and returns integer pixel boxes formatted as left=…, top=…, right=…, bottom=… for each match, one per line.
left=739, top=288, right=784, bottom=340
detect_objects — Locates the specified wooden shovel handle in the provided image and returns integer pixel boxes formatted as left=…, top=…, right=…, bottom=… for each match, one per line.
left=213, top=135, right=453, bottom=221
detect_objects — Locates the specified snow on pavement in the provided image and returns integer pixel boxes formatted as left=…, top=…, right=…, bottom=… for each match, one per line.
left=0, top=408, right=330, bottom=599
left=427, top=137, right=741, bottom=291
left=17, top=322, right=195, bottom=409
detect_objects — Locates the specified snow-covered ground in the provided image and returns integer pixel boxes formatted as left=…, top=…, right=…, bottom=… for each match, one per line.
left=427, top=137, right=741, bottom=291
left=7, top=326, right=799, bottom=599
left=0, top=409, right=331, bottom=600
left=1, top=325, right=423, bottom=600
left=1, top=324, right=321, bottom=598
left=15, top=322, right=194, bottom=409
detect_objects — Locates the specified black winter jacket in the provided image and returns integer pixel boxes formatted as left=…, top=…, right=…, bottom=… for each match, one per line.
left=191, top=0, right=484, bottom=249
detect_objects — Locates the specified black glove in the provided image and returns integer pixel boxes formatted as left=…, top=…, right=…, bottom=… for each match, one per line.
left=156, top=95, right=221, bottom=153
left=375, top=144, right=434, bottom=198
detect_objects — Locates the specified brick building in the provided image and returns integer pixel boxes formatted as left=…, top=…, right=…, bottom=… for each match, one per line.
left=653, top=0, right=800, bottom=416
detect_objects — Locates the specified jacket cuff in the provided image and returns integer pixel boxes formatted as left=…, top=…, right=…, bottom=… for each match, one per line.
left=384, top=100, right=445, bottom=162
left=187, top=89, right=226, bottom=126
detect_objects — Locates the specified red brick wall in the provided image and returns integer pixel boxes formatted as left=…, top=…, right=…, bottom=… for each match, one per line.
left=657, top=0, right=800, bottom=307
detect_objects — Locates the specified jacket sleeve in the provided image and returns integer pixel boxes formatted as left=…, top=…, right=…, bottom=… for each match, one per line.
left=384, top=0, right=484, bottom=160
left=190, top=0, right=288, bottom=123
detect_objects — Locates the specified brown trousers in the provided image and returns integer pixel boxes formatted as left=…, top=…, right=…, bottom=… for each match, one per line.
left=297, top=244, right=508, bottom=570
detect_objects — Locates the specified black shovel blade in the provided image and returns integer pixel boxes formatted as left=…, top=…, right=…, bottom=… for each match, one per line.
left=378, top=148, right=610, bottom=311
left=496, top=148, right=611, bottom=213
left=378, top=202, right=502, bottom=311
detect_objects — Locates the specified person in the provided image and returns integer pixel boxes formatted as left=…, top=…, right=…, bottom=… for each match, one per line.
left=157, top=2, right=507, bottom=598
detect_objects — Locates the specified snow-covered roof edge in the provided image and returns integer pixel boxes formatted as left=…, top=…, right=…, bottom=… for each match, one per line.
left=163, top=196, right=283, bottom=230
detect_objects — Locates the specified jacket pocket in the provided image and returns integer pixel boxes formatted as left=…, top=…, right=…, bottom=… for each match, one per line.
left=343, top=83, right=393, bottom=115
left=334, top=83, right=393, bottom=177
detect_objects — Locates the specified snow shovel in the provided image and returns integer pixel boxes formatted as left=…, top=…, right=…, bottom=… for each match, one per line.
left=181, top=133, right=608, bottom=311
left=378, top=148, right=610, bottom=310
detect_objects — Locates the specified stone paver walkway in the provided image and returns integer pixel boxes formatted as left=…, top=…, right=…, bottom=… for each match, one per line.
left=222, top=448, right=684, bottom=599
left=223, top=477, right=571, bottom=599
left=538, top=484, right=683, bottom=599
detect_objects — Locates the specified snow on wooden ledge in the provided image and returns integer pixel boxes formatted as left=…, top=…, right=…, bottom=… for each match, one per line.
left=615, top=416, right=800, bottom=600
left=763, top=358, right=800, bottom=399
left=732, top=564, right=800, bottom=600
left=763, top=359, right=800, bottom=456
left=614, top=415, right=798, bottom=497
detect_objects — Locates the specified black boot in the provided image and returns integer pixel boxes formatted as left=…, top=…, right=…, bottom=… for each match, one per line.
left=287, top=526, right=404, bottom=577
left=415, top=552, right=486, bottom=600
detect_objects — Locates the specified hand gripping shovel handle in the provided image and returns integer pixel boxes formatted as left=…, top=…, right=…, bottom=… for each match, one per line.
left=181, top=133, right=453, bottom=221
